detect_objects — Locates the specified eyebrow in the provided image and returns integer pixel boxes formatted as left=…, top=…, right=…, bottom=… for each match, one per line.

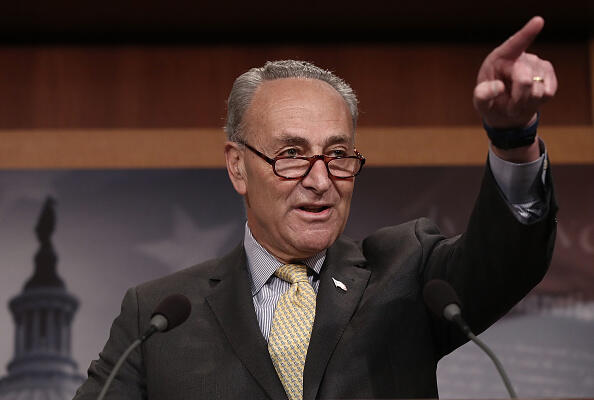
left=324, top=134, right=352, bottom=147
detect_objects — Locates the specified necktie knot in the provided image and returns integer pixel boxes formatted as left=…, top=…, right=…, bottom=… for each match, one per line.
left=275, top=264, right=309, bottom=284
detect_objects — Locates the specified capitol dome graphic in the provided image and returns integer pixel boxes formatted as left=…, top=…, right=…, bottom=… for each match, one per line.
left=0, top=197, right=84, bottom=399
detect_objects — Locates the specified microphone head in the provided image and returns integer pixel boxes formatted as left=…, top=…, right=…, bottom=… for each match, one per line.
left=423, top=279, right=462, bottom=320
left=151, top=294, right=192, bottom=332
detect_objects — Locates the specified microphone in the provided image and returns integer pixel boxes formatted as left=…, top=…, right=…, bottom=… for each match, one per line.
left=423, top=280, right=517, bottom=399
left=423, top=279, right=471, bottom=335
left=97, top=294, right=191, bottom=400
left=141, top=293, right=192, bottom=340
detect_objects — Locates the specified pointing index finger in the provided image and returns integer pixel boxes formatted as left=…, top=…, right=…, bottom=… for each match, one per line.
left=493, top=16, right=545, bottom=60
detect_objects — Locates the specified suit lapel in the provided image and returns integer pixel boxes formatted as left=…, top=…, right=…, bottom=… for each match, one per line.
left=303, top=237, right=370, bottom=400
left=206, top=243, right=288, bottom=400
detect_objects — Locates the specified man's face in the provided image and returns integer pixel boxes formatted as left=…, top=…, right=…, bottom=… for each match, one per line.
left=231, top=78, right=356, bottom=262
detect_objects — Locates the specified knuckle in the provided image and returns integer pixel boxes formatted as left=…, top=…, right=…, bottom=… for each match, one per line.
left=516, top=77, right=533, bottom=87
left=532, top=92, right=544, bottom=100
left=543, top=91, right=555, bottom=99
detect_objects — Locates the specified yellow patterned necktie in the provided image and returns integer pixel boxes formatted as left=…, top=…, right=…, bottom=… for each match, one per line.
left=268, top=264, right=316, bottom=400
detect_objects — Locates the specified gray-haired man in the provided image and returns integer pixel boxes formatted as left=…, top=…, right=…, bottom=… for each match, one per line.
left=75, top=17, right=557, bottom=400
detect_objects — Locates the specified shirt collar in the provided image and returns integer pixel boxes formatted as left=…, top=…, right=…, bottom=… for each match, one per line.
left=243, top=223, right=326, bottom=296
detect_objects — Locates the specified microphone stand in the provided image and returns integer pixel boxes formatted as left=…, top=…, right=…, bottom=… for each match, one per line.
left=97, top=339, right=142, bottom=400
left=451, top=313, right=518, bottom=399
left=97, top=325, right=159, bottom=400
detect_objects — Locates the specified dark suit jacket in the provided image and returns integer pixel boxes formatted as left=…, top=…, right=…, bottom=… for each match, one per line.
left=74, top=167, right=557, bottom=400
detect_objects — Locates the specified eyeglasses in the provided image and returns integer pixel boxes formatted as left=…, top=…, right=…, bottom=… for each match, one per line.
left=239, top=142, right=365, bottom=180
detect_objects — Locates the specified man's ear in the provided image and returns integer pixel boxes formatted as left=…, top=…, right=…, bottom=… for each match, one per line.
left=225, top=141, right=247, bottom=195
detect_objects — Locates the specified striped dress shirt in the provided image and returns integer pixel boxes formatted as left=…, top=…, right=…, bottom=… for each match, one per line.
left=244, top=224, right=325, bottom=341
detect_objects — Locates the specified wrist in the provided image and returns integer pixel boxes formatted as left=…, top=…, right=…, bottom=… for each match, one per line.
left=483, top=112, right=539, bottom=150
left=490, top=138, right=541, bottom=163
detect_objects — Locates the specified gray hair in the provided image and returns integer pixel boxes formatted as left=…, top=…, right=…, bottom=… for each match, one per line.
left=225, top=60, right=358, bottom=143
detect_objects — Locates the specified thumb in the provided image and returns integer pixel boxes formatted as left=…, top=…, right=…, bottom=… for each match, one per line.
left=473, top=80, right=505, bottom=112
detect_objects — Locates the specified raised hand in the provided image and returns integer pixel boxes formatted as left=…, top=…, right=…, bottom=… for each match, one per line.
left=473, top=17, right=557, bottom=129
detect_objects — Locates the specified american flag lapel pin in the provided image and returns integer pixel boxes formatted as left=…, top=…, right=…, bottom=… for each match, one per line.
left=332, top=277, right=347, bottom=292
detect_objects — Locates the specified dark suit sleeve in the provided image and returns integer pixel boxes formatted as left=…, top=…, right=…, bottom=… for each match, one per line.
left=418, top=161, right=557, bottom=359
left=73, top=288, right=147, bottom=400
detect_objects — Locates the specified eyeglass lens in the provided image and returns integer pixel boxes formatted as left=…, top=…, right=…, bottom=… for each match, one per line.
left=275, top=157, right=360, bottom=178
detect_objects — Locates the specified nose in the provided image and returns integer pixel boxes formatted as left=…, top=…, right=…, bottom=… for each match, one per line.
left=301, top=158, right=332, bottom=193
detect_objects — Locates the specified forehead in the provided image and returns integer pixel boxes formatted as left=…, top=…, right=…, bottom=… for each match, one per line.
left=243, top=78, right=354, bottom=147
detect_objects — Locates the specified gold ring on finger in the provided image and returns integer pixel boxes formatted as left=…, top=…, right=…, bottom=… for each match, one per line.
left=532, top=76, right=545, bottom=83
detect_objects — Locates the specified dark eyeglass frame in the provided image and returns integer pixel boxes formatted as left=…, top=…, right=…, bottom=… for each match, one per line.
left=239, top=142, right=366, bottom=180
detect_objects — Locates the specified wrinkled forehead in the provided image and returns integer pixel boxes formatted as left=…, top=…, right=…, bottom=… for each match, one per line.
left=243, top=78, right=355, bottom=147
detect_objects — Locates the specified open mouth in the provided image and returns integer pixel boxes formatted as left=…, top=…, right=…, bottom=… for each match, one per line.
left=299, top=206, right=330, bottom=213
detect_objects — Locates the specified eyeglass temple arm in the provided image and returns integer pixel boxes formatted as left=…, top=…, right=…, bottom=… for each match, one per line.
left=240, top=142, right=276, bottom=166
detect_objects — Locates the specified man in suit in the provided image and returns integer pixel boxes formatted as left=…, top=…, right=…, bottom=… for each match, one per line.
left=74, top=16, right=557, bottom=400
